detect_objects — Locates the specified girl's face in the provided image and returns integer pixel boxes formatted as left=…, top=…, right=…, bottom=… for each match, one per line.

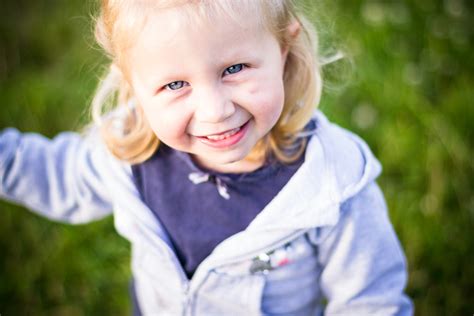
left=128, top=7, right=288, bottom=173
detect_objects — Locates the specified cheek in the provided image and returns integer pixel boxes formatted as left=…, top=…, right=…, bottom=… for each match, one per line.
left=140, top=105, right=189, bottom=141
left=250, top=79, right=285, bottom=123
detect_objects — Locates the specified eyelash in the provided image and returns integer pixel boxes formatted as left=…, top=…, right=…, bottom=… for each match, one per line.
left=164, top=63, right=246, bottom=91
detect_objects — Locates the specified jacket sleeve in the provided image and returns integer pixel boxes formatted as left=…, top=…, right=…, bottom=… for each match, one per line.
left=0, top=128, right=114, bottom=224
left=314, top=182, right=413, bottom=315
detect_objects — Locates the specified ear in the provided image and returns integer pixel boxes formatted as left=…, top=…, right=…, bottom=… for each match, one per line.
left=281, top=20, right=301, bottom=65
left=287, top=20, right=301, bottom=39
left=282, top=20, right=301, bottom=56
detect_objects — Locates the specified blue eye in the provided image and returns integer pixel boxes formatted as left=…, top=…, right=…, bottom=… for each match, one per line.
left=223, top=64, right=244, bottom=75
left=166, top=81, right=187, bottom=90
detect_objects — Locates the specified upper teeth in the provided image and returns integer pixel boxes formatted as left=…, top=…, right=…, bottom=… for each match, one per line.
left=206, top=127, right=241, bottom=140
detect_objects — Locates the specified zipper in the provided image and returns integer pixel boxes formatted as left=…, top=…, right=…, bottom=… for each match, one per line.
left=187, top=229, right=310, bottom=297
left=150, top=237, right=191, bottom=314
left=181, top=283, right=190, bottom=316
left=156, top=229, right=311, bottom=315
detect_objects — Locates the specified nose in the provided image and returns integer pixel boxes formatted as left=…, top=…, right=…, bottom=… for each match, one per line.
left=193, top=85, right=235, bottom=123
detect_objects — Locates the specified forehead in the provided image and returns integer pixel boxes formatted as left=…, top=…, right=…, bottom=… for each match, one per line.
left=126, top=3, right=275, bottom=77
left=147, top=1, right=268, bottom=30
left=120, top=2, right=270, bottom=55
left=151, top=7, right=262, bottom=43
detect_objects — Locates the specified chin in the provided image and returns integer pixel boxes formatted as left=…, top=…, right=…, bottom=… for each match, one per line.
left=196, top=150, right=248, bottom=169
left=212, top=154, right=247, bottom=166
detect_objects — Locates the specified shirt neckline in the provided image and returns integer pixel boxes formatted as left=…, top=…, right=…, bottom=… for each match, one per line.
left=173, top=147, right=284, bottom=184
left=158, top=118, right=316, bottom=184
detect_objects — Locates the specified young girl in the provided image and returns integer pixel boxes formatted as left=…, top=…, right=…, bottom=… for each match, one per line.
left=0, top=0, right=413, bottom=315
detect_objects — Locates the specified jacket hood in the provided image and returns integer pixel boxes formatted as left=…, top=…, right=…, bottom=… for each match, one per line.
left=246, top=110, right=382, bottom=231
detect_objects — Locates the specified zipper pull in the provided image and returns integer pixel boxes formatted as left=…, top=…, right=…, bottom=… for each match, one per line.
left=249, top=253, right=272, bottom=274
left=249, top=243, right=295, bottom=274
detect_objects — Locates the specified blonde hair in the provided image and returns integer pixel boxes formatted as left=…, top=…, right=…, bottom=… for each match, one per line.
left=92, top=0, right=322, bottom=164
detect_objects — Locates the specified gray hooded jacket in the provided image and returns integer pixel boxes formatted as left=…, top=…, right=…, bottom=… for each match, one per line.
left=0, top=111, right=413, bottom=315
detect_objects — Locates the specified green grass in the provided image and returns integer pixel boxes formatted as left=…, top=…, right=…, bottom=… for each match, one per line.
left=1, top=0, right=473, bottom=315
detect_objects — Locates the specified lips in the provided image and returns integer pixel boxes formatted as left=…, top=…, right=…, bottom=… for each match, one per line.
left=204, top=126, right=241, bottom=141
left=196, top=121, right=249, bottom=148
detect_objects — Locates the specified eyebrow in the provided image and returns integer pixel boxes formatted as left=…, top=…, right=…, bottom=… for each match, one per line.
left=216, top=45, right=262, bottom=66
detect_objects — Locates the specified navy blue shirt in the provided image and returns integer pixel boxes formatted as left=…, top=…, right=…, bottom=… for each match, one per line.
left=131, top=130, right=312, bottom=278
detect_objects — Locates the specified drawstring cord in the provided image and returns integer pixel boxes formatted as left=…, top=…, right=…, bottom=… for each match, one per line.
left=215, top=177, right=230, bottom=200
left=188, top=172, right=209, bottom=184
left=188, top=172, right=230, bottom=200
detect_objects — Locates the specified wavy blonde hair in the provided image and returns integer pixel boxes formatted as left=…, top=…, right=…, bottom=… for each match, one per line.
left=92, top=0, right=322, bottom=164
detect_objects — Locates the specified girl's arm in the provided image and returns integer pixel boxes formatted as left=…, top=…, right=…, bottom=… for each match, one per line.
left=0, top=128, right=113, bottom=224
left=314, top=182, right=413, bottom=315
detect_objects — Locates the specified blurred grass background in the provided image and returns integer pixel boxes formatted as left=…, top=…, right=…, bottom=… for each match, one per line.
left=0, top=0, right=473, bottom=315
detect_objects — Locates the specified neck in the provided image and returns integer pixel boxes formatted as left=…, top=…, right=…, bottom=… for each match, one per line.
left=191, top=155, right=265, bottom=174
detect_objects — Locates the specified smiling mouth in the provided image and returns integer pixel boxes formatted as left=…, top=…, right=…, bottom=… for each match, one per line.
left=204, top=126, right=242, bottom=140
left=195, top=121, right=250, bottom=148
